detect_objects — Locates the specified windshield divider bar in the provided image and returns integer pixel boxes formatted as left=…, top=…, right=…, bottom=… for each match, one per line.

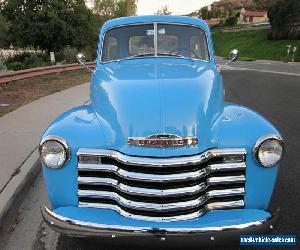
left=154, top=22, right=158, bottom=57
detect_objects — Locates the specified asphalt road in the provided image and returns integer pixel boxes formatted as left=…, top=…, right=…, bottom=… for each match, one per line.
left=216, top=57, right=300, bottom=76
left=2, top=66, right=300, bottom=250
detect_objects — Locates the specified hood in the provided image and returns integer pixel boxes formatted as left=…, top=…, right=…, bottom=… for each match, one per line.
left=91, top=60, right=224, bottom=156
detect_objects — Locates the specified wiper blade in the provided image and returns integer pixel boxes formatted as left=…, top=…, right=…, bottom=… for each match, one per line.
left=116, top=52, right=195, bottom=62
left=157, top=53, right=194, bottom=60
left=117, top=53, right=155, bottom=61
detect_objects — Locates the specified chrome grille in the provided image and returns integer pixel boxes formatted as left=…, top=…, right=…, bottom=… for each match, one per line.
left=77, top=148, right=246, bottom=221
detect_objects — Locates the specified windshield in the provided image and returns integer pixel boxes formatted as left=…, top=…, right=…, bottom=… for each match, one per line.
left=101, top=23, right=210, bottom=62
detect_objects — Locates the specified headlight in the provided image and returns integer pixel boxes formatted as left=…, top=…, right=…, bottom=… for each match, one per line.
left=39, top=136, right=70, bottom=168
left=253, top=135, right=284, bottom=168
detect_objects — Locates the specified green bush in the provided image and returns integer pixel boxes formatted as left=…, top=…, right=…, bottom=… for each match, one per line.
left=5, top=52, right=51, bottom=71
left=6, top=61, right=25, bottom=71
left=56, top=46, right=96, bottom=64
left=225, top=16, right=237, bottom=26
left=56, top=47, right=78, bottom=64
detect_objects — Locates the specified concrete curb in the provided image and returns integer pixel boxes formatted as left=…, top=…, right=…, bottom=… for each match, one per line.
left=0, top=149, right=41, bottom=238
left=221, top=65, right=300, bottom=77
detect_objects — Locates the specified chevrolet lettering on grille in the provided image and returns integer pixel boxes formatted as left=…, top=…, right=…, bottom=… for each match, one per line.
left=128, top=134, right=198, bottom=147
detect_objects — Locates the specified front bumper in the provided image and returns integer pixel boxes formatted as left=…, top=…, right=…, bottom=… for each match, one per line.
left=42, top=206, right=279, bottom=246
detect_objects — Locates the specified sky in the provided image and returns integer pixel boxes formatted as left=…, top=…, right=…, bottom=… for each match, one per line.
left=137, top=0, right=216, bottom=15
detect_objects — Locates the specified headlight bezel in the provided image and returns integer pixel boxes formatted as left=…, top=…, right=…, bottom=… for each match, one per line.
left=253, top=134, right=284, bottom=168
left=39, top=135, right=70, bottom=169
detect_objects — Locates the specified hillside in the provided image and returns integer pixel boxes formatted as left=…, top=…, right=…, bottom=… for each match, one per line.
left=211, top=0, right=255, bottom=9
left=212, top=28, right=300, bottom=62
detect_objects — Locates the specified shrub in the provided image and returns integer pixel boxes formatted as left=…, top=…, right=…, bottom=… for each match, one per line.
left=56, top=46, right=96, bottom=64
left=6, top=61, right=25, bottom=71
left=56, top=47, right=79, bottom=64
left=82, top=45, right=97, bottom=62
left=5, top=52, right=51, bottom=71
left=225, top=16, right=237, bottom=26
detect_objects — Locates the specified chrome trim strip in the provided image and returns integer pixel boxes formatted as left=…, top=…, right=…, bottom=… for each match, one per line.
left=78, top=162, right=245, bottom=183
left=206, top=188, right=245, bottom=198
left=206, top=200, right=245, bottom=210
left=78, top=177, right=207, bottom=197
left=78, top=187, right=244, bottom=200
left=42, top=206, right=277, bottom=233
left=77, top=148, right=246, bottom=167
left=253, top=134, right=284, bottom=168
left=78, top=202, right=205, bottom=222
left=78, top=177, right=245, bottom=197
left=209, top=163, right=246, bottom=171
left=207, top=175, right=245, bottom=185
left=78, top=163, right=206, bottom=182
left=79, top=190, right=205, bottom=211
left=78, top=199, right=244, bottom=222
left=78, top=190, right=244, bottom=212
left=78, top=177, right=119, bottom=186
left=78, top=173, right=245, bottom=187
left=154, top=22, right=158, bottom=57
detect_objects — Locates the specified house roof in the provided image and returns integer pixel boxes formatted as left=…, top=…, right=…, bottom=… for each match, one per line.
left=243, top=10, right=267, bottom=17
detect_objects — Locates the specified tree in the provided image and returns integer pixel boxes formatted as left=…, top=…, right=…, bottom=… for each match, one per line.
left=268, top=0, right=300, bottom=39
left=200, top=7, right=209, bottom=19
left=155, top=5, right=172, bottom=15
left=0, top=0, right=97, bottom=52
left=94, top=0, right=137, bottom=19
left=116, top=0, right=137, bottom=17
left=0, top=14, right=10, bottom=48
left=94, top=0, right=117, bottom=19
left=253, top=0, right=276, bottom=10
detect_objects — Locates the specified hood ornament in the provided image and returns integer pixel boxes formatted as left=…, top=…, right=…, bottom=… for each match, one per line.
left=128, top=134, right=198, bottom=148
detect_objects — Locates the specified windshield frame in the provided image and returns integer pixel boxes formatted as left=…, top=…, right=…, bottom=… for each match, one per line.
left=100, top=22, right=211, bottom=64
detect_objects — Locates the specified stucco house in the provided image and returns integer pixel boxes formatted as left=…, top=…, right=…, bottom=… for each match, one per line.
left=239, top=8, right=268, bottom=24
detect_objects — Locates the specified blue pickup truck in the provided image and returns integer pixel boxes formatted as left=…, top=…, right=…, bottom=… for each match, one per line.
left=39, top=15, right=284, bottom=246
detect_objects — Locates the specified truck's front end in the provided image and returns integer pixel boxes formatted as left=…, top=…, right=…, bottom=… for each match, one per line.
left=40, top=16, right=284, bottom=246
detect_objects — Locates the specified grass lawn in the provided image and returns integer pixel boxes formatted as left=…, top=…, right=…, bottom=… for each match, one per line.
left=0, top=70, right=91, bottom=117
left=212, top=28, right=300, bottom=62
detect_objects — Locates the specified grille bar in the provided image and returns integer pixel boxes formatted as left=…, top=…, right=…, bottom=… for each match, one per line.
left=78, top=162, right=246, bottom=182
left=78, top=176, right=245, bottom=197
left=78, top=202, right=206, bottom=221
left=78, top=177, right=207, bottom=196
left=78, top=200, right=245, bottom=222
left=77, top=148, right=246, bottom=167
left=78, top=188, right=245, bottom=210
left=77, top=148, right=246, bottom=221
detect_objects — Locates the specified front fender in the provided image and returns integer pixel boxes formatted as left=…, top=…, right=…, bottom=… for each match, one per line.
left=215, top=102, right=282, bottom=210
left=41, top=105, right=108, bottom=209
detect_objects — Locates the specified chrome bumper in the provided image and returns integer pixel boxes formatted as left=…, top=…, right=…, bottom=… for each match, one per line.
left=41, top=206, right=279, bottom=246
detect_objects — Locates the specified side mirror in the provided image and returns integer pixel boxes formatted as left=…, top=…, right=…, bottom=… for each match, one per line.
left=76, top=53, right=94, bottom=73
left=227, top=49, right=240, bottom=63
left=77, top=53, right=86, bottom=64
